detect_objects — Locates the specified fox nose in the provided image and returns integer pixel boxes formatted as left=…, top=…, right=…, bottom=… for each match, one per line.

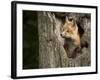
left=60, top=33, right=63, bottom=37
left=60, top=33, right=64, bottom=38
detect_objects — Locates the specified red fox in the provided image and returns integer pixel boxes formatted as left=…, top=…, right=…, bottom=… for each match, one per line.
left=61, top=16, right=81, bottom=47
left=60, top=16, right=81, bottom=58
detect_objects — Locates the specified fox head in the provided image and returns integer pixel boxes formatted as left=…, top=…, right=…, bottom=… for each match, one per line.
left=61, top=16, right=81, bottom=47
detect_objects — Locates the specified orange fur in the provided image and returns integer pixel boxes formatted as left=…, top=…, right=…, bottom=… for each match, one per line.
left=61, top=17, right=80, bottom=47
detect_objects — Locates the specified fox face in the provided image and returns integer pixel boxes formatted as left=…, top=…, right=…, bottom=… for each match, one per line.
left=61, top=16, right=81, bottom=47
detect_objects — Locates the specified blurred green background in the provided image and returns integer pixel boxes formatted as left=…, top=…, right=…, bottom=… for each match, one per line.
left=23, top=11, right=39, bottom=69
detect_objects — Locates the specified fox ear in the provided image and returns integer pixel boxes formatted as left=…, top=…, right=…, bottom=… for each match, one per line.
left=65, top=16, right=68, bottom=22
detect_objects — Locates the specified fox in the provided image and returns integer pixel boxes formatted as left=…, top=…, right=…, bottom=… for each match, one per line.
left=61, top=16, right=81, bottom=47
left=60, top=16, right=82, bottom=58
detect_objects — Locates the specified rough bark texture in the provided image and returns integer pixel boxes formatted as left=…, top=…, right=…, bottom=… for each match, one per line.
left=38, top=12, right=91, bottom=68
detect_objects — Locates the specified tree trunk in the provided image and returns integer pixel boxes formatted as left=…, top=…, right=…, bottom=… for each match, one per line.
left=38, top=12, right=69, bottom=68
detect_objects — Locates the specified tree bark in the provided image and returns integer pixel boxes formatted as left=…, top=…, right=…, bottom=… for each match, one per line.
left=38, top=12, right=69, bottom=68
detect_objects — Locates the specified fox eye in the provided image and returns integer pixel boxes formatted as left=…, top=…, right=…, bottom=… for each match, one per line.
left=67, top=30, right=70, bottom=33
left=67, top=30, right=69, bottom=32
left=67, top=30, right=73, bottom=34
